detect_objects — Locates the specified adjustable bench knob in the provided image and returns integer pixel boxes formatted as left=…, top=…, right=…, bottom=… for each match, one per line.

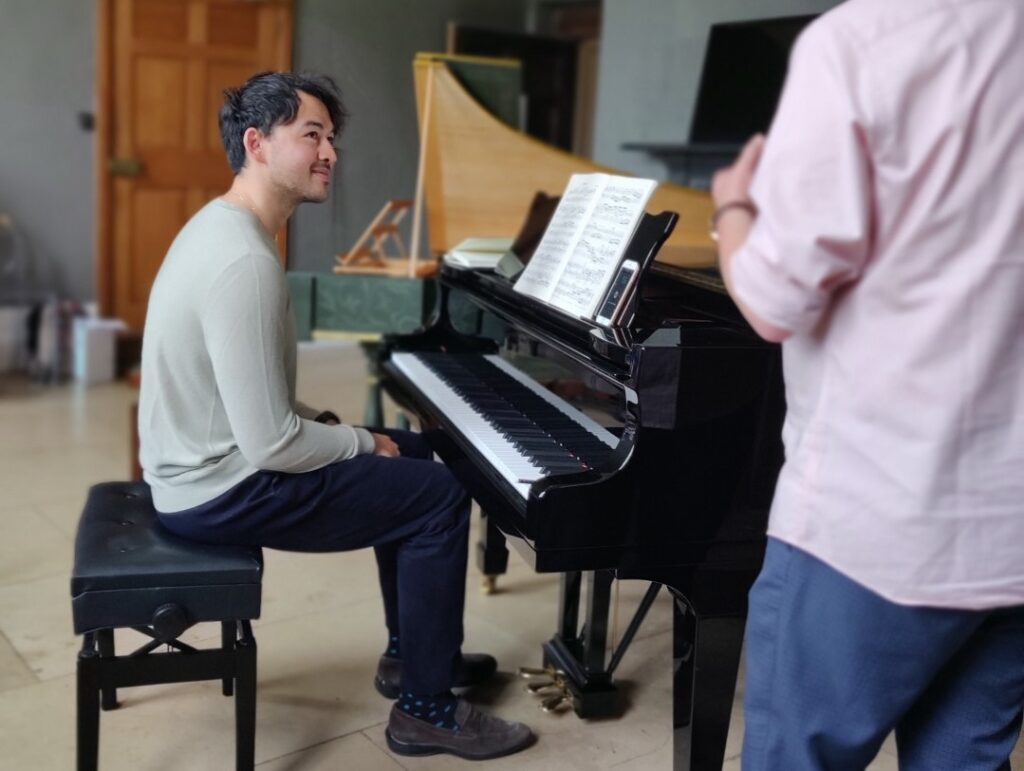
left=151, top=603, right=190, bottom=642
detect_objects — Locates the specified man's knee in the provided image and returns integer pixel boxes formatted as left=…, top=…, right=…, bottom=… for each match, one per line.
left=424, top=466, right=471, bottom=532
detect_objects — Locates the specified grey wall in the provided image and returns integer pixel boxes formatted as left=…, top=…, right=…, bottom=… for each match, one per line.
left=289, top=0, right=528, bottom=273
left=593, top=0, right=841, bottom=178
left=0, top=0, right=96, bottom=302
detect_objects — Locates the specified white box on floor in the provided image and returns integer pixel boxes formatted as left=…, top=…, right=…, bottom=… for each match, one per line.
left=73, top=317, right=126, bottom=384
left=0, top=305, right=31, bottom=372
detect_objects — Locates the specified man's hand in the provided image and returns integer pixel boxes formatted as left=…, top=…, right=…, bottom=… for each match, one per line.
left=372, top=433, right=400, bottom=458
left=712, top=134, right=765, bottom=210
left=713, top=134, right=792, bottom=344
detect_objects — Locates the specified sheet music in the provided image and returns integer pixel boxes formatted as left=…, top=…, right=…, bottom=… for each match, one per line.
left=549, top=177, right=657, bottom=317
left=512, top=175, right=602, bottom=300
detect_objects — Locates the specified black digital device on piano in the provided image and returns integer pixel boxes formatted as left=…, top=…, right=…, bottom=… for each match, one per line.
left=379, top=209, right=785, bottom=771
left=595, top=259, right=640, bottom=327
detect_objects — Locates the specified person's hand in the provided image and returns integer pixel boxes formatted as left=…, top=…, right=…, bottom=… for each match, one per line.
left=712, top=134, right=766, bottom=209
left=372, top=433, right=400, bottom=458
left=314, top=410, right=341, bottom=426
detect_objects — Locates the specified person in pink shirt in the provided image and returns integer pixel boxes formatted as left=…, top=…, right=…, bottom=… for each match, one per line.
left=712, top=0, right=1024, bottom=768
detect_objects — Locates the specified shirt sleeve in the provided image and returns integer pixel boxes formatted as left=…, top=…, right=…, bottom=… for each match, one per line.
left=201, top=256, right=375, bottom=472
left=730, top=19, right=875, bottom=334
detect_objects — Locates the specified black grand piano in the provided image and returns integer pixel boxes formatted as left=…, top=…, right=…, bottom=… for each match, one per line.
left=378, top=211, right=785, bottom=770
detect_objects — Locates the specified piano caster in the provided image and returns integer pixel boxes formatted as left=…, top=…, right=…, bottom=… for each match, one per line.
left=480, top=575, right=498, bottom=595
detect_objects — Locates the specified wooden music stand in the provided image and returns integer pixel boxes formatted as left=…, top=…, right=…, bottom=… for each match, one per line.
left=334, top=199, right=437, bottom=277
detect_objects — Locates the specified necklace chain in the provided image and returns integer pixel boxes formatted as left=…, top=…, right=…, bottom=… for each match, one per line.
left=227, top=189, right=272, bottom=236
left=230, top=189, right=258, bottom=215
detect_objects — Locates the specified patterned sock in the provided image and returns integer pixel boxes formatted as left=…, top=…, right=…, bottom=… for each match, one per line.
left=397, top=690, right=459, bottom=730
left=385, top=634, right=400, bottom=658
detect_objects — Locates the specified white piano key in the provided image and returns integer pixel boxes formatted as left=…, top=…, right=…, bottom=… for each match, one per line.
left=390, top=353, right=539, bottom=498
left=390, top=352, right=619, bottom=500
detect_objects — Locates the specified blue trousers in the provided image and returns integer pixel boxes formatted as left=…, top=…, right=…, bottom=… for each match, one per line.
left=743, top=538, right=1024, bottom=771
left=158, top=429, right=471, bottom=695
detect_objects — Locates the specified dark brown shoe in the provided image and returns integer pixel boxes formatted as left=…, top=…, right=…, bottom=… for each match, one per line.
left=374, top=653, right=498, bottom=699
left=385, top=699, right=534, bottom=760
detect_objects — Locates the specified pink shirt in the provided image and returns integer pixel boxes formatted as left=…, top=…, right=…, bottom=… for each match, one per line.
left=731, top=0, right=1024, bottom=609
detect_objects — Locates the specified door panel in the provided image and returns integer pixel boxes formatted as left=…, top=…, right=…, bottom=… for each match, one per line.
left=206, top=62, right=258, bottom=148
left=135, top=57, right=187, bottom=148
left=130, top=189, right=186, bottom=303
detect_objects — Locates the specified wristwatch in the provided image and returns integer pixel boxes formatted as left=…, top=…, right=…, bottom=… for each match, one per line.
left=709, top=200, right=758, bottom=241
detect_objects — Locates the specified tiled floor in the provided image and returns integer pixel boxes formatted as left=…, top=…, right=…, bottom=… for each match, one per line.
left=0, top=342, right=1017, bottom=769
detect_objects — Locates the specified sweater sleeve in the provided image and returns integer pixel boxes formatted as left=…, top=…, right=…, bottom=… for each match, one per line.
left=201, top=256, right=375, bottom=471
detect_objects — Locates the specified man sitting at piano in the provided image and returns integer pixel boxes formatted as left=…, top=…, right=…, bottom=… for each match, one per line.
left=137, top=71, right=533, bottom=761
left=712, top=1, right=1024, bottom=769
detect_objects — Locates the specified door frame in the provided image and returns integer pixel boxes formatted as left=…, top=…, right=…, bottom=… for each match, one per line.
left=96, top=0, right=114, bottom=316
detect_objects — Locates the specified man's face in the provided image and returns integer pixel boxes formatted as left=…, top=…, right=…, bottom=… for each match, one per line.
left=262, top=90, right=337, bottom=204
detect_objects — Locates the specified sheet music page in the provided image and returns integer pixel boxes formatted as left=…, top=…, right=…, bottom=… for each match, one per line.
left=512, top=174, right=604, bottom=301
left=548, top=176, right=658, bottom=318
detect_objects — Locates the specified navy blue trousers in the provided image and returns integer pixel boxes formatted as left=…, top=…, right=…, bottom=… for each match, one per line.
left=158, top=429, right=471, bottom=695
left=743, top=538, right=1024, bottom=771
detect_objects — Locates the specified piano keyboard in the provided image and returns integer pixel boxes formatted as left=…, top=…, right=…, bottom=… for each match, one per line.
left=390, top=352, right=619, bottom=499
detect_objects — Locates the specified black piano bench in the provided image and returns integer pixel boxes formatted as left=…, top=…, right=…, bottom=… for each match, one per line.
left=70, top=481, right=263, bottom=771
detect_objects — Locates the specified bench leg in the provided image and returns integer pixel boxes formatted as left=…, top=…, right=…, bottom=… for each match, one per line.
left=96, top=629, right=118, bottom=710
left=235, top=621, right=257, bottom=771
left=222, top=621, right=235, bottom=696
left=77, top=635, right=100, bottom=771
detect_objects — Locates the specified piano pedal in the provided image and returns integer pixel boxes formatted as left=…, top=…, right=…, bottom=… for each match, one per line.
left=480, top=575, right=498, bottom=595
left=540, top=691, right=573, bottom=714
left=524, top=680, right=559, bottom=694
left=517, top=665, right=560, bottom=680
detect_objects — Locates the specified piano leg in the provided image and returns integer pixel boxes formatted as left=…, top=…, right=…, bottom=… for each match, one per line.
left=542, top=570, right=620, bottom=718
left=359, top=341, right=385, bottom=429
left=672, top=593, right=745, bottom=771
left=475, top=509, right=508, bottom=594
left=557, top=571, right=583, bottom=645
left=582, top=570, right=614, bottom=674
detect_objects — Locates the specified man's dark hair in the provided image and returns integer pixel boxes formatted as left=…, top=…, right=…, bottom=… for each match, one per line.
left=219, top=71, right=348, bottom=174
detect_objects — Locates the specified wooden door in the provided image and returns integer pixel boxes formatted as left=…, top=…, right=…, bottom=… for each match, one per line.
left=97, top=0, right=293, bottom=329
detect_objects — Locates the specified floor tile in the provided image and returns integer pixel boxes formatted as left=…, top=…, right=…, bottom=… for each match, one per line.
left=258, top=730, right=404, bottom=770
left=31, top=495, right=89, bottom=539
left=258, top=547, right=386, bottom=627
left=0, top=630, right=36, bottom=692
left=0, top=674, right=77, bottom=768
left=0, top=501, right=73, bottom=586
left=0, top=571, right=79, bottom=681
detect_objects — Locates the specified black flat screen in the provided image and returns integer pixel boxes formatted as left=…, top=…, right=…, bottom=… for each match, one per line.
left=690, top=14, right=817, bottom=144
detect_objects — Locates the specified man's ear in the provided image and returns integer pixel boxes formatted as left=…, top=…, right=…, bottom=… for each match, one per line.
left=242, top=126, right=266, bottom=165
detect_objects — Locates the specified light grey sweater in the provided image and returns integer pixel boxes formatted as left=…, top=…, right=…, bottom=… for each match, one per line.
left=139, top=199, right=374, bottom=513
